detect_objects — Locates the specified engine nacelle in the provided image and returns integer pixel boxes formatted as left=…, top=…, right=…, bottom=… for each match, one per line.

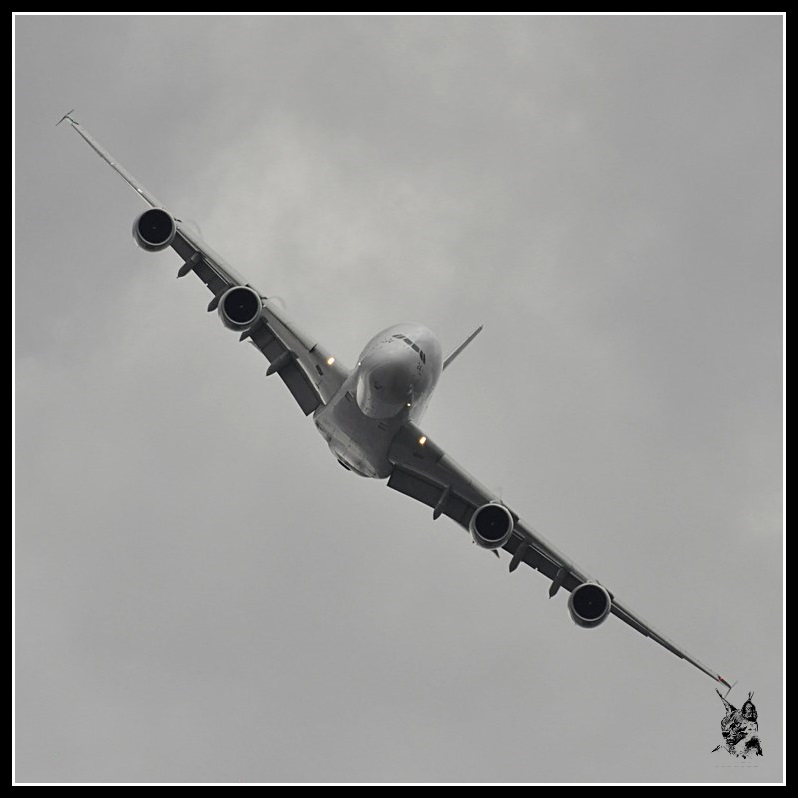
left=218, top=285, right=263, bottom=331
left=567, top=582, right=612, bottom=628
left=469, top=502, right=514, bottom=550
left=132, top=208, right=177, bottom=252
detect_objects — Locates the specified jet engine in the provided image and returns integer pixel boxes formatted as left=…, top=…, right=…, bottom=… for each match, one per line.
left=132, top=208, right=176, bottom=252
left=218, top=285, right=263, bottom=331
left=567, top=582, right=612, bottom=628
left=469, top=502, right=514, bottom=550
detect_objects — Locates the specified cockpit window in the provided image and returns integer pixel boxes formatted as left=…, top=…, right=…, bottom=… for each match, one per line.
left=392, top=333, right=426, bottom=363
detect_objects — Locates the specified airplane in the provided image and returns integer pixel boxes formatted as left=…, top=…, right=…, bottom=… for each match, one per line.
left=60, top=112, right=733, bottom=694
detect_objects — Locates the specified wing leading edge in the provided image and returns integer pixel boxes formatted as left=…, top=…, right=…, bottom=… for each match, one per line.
left=387, top=422, right=732, bottom=691
left=63, top=114, right=348, bottom=414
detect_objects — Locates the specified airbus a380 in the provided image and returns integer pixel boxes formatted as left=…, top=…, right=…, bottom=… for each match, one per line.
left=61, top=113, right=733, bottom=693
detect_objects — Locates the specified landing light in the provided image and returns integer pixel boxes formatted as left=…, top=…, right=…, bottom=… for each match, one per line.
left=326, top=356, right=335, bottom=366
left=418, top=436, right=427, bottom=446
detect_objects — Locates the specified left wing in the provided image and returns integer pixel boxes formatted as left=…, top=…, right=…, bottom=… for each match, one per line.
left=63, top=114, right=348, bottom=415
left=387, top=422, right=733, bottom=691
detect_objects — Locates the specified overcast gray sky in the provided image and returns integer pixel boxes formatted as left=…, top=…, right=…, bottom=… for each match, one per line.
left=15, top=14, right=783, bottom=784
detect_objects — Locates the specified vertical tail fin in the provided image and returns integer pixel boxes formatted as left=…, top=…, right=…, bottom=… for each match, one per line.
left=443, top=325, right=483, bottom=371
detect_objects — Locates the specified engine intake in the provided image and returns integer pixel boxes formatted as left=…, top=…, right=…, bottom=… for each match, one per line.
left=568, top=582, right=611, bottom=628
left=469, top=503, right=514, bottom=550
left=218, top=285, right=263, bottom=331
left=132, top=208, right=176, bottom=252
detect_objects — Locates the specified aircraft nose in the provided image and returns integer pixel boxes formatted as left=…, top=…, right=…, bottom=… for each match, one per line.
left=368, top=360, right=416, bottom=402
left=355, top=355, right=418, bottom=418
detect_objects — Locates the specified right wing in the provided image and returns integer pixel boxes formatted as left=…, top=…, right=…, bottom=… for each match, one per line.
left=387, top=421, right=733, bottom=691
left=64, top=114, right=349, bottom=416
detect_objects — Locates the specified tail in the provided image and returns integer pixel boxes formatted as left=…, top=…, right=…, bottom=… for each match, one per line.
left=443, top=325, right=483, bottom=371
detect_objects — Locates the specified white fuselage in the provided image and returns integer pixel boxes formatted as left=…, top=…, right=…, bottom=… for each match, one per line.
left=313, top=323, right=443, bottom=478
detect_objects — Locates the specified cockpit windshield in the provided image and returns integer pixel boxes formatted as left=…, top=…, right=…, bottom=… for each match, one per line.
left=392, top=333, right=426, bottom=363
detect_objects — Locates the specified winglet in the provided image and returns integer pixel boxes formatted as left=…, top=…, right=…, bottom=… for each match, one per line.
left=719, top=677, right=737, bottom=698
left=443, top=325, right=484, bottom=371
left=56, top=109, right=76, bottom=127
